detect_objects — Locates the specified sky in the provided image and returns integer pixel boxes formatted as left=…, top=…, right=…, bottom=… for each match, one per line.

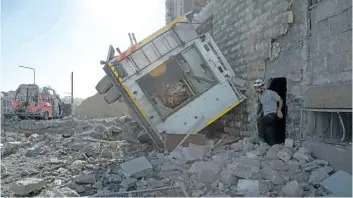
left=0, top=0, right=166, bottom=98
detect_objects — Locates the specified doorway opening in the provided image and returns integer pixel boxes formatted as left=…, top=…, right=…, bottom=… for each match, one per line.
left=268, top=77, right=287, bottom=144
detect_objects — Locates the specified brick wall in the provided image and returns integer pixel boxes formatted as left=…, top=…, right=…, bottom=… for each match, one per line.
left=212, top=0, right=296, bottom=134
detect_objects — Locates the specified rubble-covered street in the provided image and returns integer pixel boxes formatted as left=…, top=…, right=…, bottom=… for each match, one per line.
left=1, top=116, right=350, bottom=197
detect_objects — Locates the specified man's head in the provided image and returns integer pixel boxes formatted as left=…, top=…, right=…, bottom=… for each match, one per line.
left=253, top=79, right=265, bottom=93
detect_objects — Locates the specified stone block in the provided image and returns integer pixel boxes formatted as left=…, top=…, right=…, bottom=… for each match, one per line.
left=320, top=170, right=352, bottom=197
left=277, top=147, right=294, bottom=162
left=120, top=156, right=153, bottom=178
left=9, top=178, right=45, bottom=196
left=237, top=179, right=273, bottom=196
left=73, top=174, right=96, bottom=184
left=284, top=138, right=294, bottom=148
left=309, top=166, right=334, bottom=184
left=282, top=180, right=304, bottom=197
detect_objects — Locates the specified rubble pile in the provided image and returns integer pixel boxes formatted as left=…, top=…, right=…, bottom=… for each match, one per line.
left=0, top=116, right=349, bottom=197
left=0, top=116, right=152, bottom=197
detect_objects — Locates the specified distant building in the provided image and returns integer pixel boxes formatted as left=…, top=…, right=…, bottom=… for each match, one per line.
left=165, top=0, right=209, bottom=24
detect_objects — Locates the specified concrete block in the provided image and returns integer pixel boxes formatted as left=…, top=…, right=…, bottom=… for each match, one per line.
left=230, top=141, right=243, bottom=152
left=237, top=179, right=273, bottom=196
left=189, top=161, right=220, bottom=175
left=260, top=168, right=285, bottom=185
left=120, top=178, right=137, bottom=188
left=292, top=171, right=310, bottom=183
left=181, top=144, right=205, bottom=162
left=329, top=10, right=352, bottom=36
left=220, top=170, right=238, bottom=185
left=54, top=187, right=80, bottom=197
left=321, top=170, right=352, bottom=197
left=282, top=180, right=304, bottom=197
left=261, top=160, right=289, bottom=171
left=309, top=166, right=334, bottom=184
left=277, top=147, right=294, bottom=162
left=9, top=178, right=45, bottom=196
left=238, top=156, right=261, bottom=167
left=228, top=163, right=260, bottom=179
left=284, top=138, right=294, bottom=148
left=265, top=144, right=282, bottom=160
left=335, top=0, right=351, bottom=14
left=73, top=174, right=96, bottom=184
left=120, top=156, right=153, bottom=178
left=319, top=19, right=330, bottom=38
left=198, top=169, right=218, bottom=183
left=293, top=151, right=311, bottom=162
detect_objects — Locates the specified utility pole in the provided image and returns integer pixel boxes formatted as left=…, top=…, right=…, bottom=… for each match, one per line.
left=19, top=65, right=35, bottom=84
left=71, top=72, right=73, bottom=104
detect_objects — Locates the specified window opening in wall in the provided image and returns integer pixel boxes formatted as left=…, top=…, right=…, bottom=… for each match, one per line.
left=311, top=111, right=352, bottom=144
left=268, top=77, right=287, bottom=144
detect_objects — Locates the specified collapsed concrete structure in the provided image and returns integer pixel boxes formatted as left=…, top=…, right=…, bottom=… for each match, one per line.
left=166, top=0, right=352, bottom=174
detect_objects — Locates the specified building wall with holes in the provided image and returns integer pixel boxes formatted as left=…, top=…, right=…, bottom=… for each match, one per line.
left=207, top=0, right=352, bottom=140
left=165, top=0, right=352, bottom=140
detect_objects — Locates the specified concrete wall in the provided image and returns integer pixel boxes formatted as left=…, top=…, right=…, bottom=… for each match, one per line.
left=210, top=0, right=352, bottom=137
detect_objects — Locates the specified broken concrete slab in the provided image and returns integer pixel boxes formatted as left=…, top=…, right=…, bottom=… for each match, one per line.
left=282, top=180, right=304, bottom=197
left=9, top=178, right=45, bottom=196
left=277, top=147, right=294, bottom=162
left=264, top=144, right=282, bottom=160
left=54, top=187, right=80, bottom=197
left=260, top=168, right=285, bottom=185
left=2, top=141, right=22, bottom=156
left=293, top=149, right=311, bottom=162
left=198, top=169, right=219, bottom=183
left=230, top=141, right=243, bottom=151
left=238, top=156, right=261, bottom=167
left=74, top=174, right=96, bottom=184
left=261, top=160, right=289, bottom=171
left=309, top=166, right=334, bottom=184
left=220, top=170, right=238, bottom=185
left=120, top=156, right=153, bottom=178
left=320, top=170, right=352, bottom=197
left=237, top=179, right=272, bottom=196
left=120, top=178, right=137, bottom=188
left=181, top=144, right=205, bottom=162
left=189, top=161, right=220, bottom=175
left=292, top=172, right=310, bottom=183
left=228, top=163, right=260, bottom=179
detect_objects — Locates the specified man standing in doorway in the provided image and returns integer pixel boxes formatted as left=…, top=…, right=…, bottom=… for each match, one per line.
left=254, top=79, right=284, bottom=146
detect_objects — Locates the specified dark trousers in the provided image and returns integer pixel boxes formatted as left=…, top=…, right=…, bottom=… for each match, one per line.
left=257, top=113, right=277, bottom=146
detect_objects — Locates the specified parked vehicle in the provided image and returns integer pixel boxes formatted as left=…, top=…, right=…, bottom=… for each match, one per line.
left=12, top=84, right=64, bottom=120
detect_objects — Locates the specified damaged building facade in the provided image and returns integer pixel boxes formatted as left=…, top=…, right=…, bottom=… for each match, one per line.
left=166, top=0, right=352, bottom=173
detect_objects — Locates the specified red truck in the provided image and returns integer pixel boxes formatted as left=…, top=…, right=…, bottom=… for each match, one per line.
left=12, top=84, right=65, bottom=120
